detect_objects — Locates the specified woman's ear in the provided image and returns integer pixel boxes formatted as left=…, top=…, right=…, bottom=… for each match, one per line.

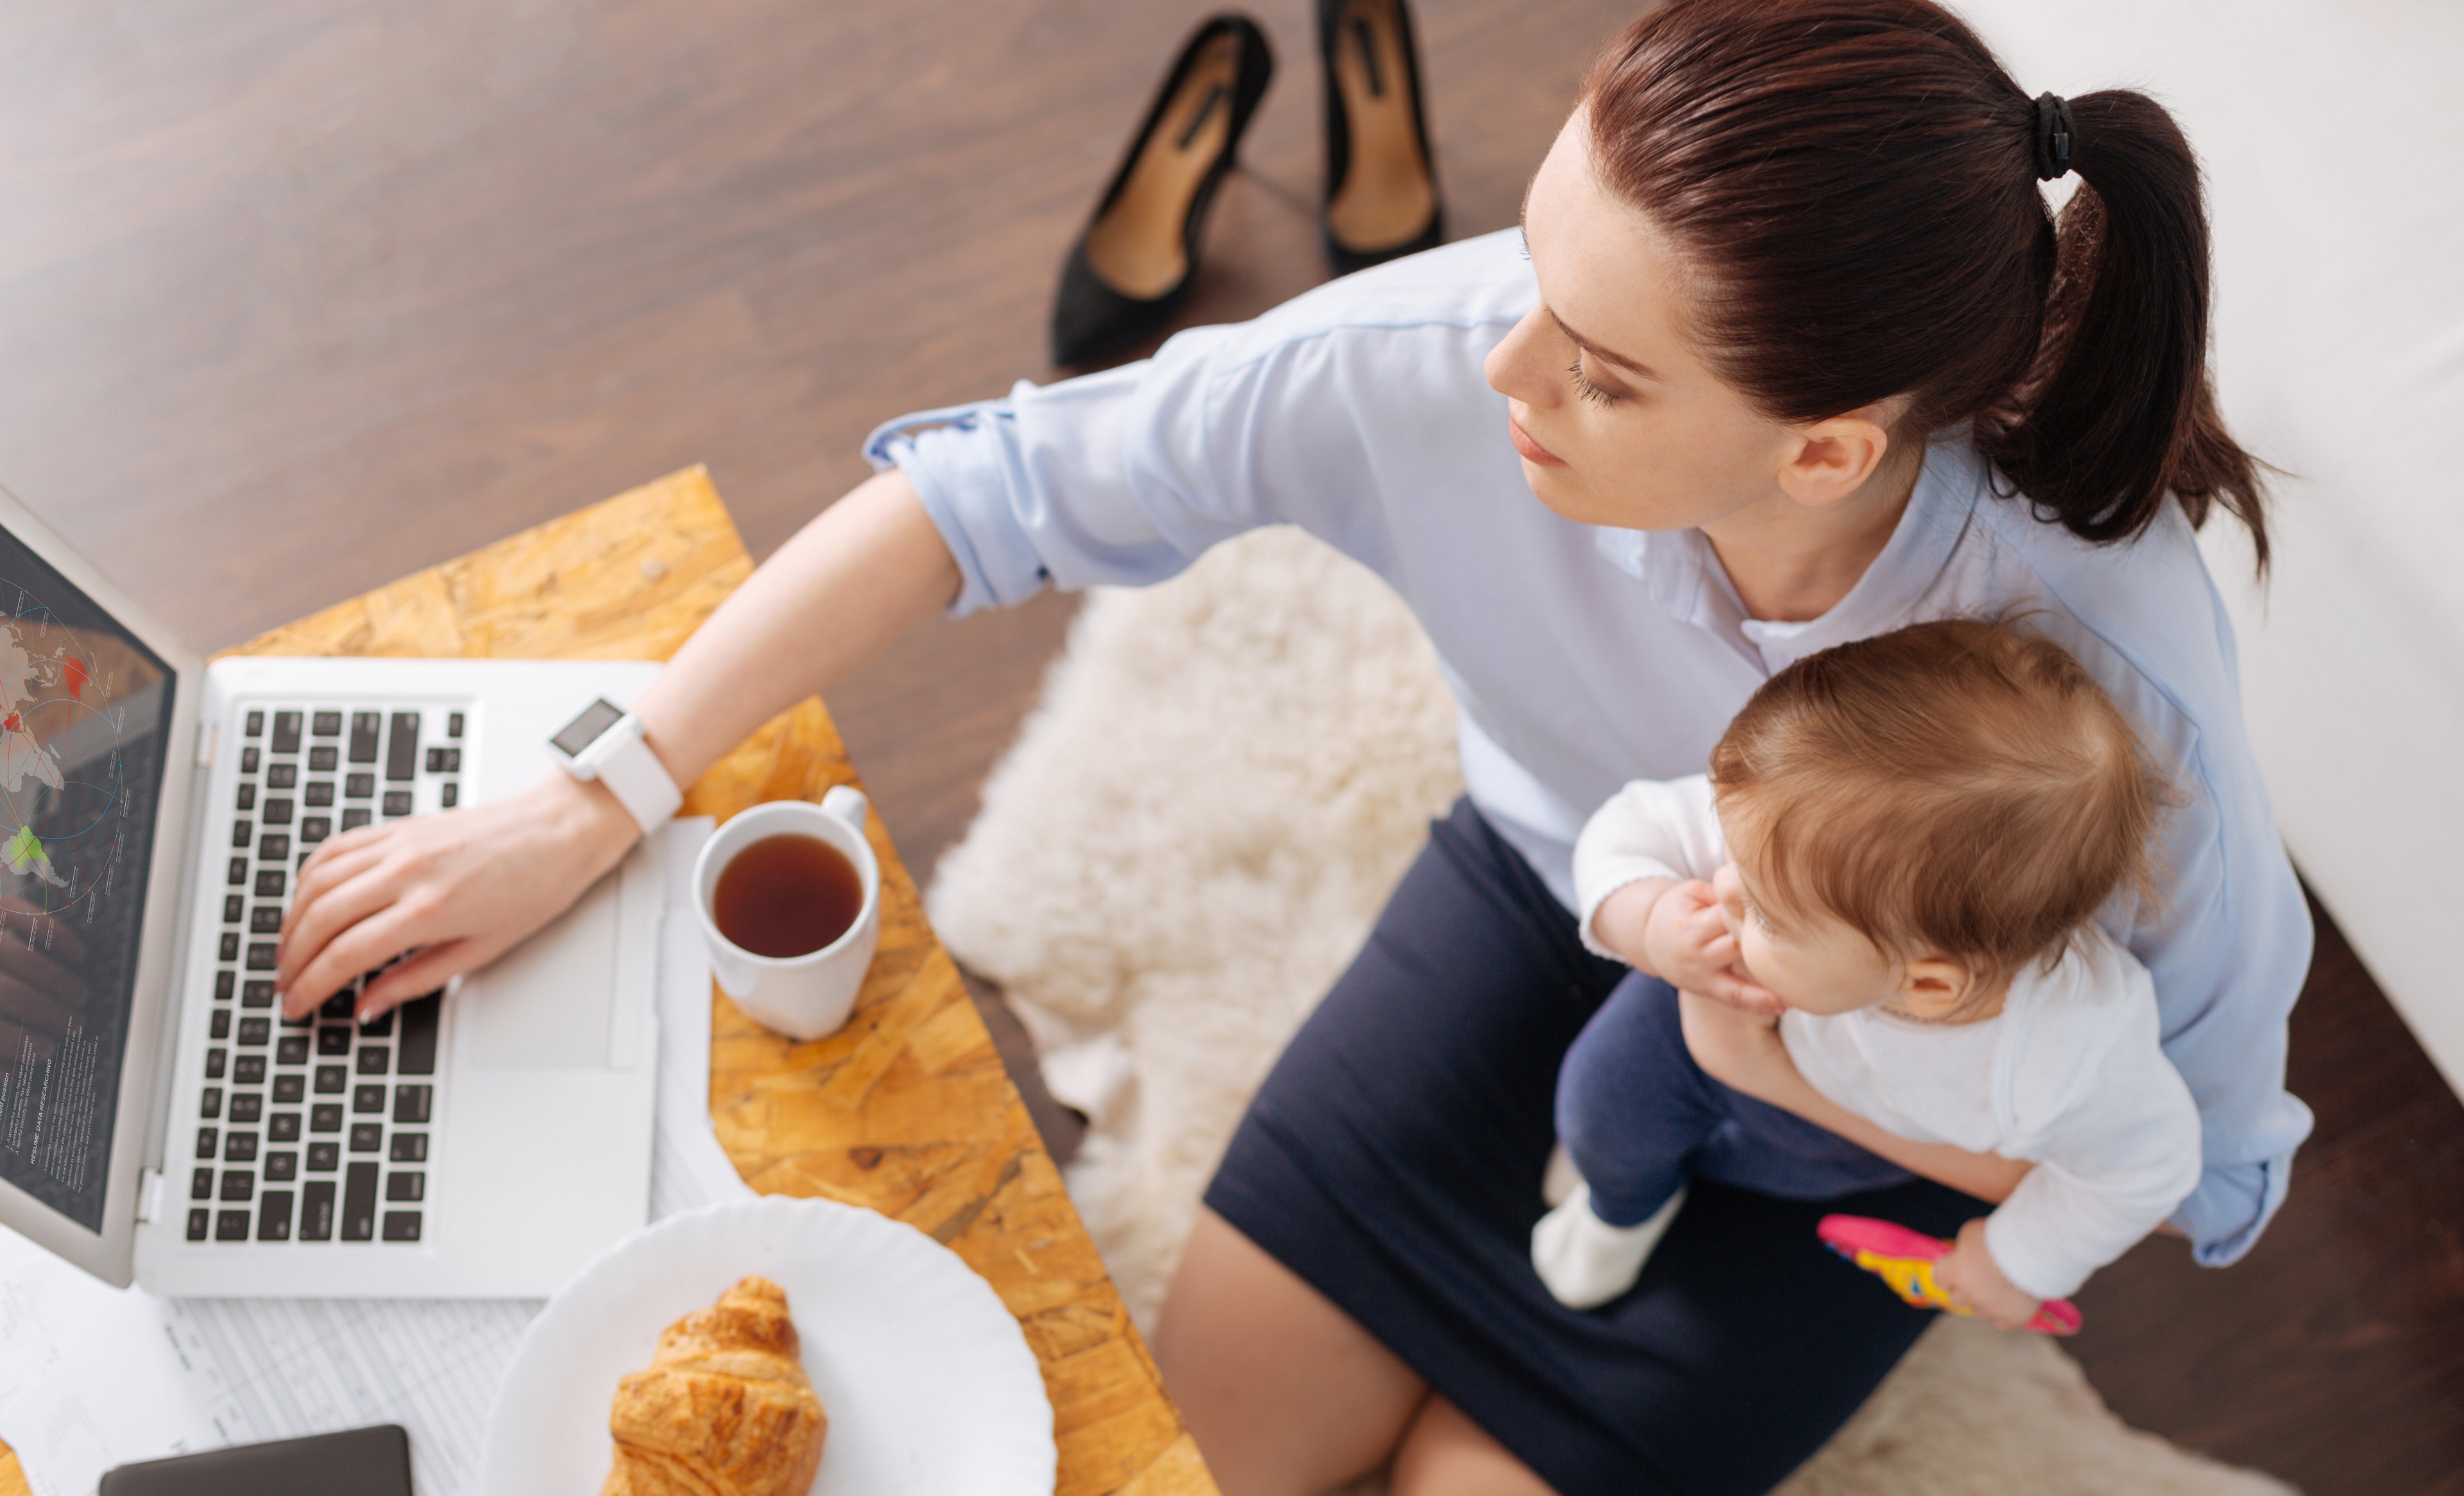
left=1775, top=405, right=1900, bottom=509
left=1897, top=956, right=1977, bottom=1019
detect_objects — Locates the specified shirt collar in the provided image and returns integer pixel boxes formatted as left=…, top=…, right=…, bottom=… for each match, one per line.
left=1593, top=436, right=1987, bottom=674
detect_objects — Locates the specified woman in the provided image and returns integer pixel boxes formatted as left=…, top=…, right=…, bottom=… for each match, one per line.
left=277, top=2, right=2311, bottom=1490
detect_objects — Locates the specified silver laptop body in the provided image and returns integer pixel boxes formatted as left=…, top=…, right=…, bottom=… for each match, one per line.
left=0, top=484, right=662, bottom=1297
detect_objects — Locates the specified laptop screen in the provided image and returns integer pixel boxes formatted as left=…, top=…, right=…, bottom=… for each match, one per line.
left=0, top=525, right=175, bottom=1233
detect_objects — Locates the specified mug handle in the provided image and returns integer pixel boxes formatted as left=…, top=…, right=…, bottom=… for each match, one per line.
left=820, top=785, right=869, bottom=834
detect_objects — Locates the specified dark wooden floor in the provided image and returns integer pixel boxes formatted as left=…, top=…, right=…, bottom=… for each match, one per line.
left=3, top=3, right=2457, bottom=1491
left=2071, top=897, right=2464, bottom=1494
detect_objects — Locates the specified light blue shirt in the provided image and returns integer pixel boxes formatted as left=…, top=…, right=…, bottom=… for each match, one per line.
left=866, top=229, right=2313, bottom=1267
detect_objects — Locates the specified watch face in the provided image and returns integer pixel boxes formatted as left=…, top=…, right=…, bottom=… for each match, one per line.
left=551, top=697, right=626, bottom=758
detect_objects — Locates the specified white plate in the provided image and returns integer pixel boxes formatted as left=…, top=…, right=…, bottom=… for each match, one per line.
left=481, top=1196, right=1056, bottom=1495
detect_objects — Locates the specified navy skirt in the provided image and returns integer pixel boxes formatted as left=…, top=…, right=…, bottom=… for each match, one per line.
left=1204, top=801, right=1985, bottom=1495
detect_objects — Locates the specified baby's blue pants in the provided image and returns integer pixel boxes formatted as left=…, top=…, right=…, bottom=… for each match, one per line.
left=1556, top=971, right=1912, bottom=1226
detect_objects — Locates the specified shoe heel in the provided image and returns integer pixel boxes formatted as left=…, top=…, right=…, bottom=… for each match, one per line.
left=1050, top=15, right=1276, bottom=368
left=1318, top=0, right=1443, bottom=275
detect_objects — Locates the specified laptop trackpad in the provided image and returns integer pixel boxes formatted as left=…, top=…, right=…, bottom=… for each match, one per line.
left=461, top=867, right=620, bottom=1070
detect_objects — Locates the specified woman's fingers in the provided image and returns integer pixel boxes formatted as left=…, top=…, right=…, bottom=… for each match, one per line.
left=280, top=838, right=394, bottom=953
left=357, top=940, right=488, bottom=1021
left=277, top=865, right=415, bottom=1017
left=276, top=840, right=395, bottom=988
left=278, top=826, right=447, bottom=1009
left=282, top=896, right=439, bottom=1021
left=287, top=835, right=389, bottom=919
left=279, top=862, right=404, bottom=976
left=284, top=882, right=443, bottom=1025
left=296, top=818, right=391, bottom=880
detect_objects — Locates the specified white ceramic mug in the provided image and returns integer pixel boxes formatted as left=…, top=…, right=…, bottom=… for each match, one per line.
left=692, top=787, right=881, bottom=1040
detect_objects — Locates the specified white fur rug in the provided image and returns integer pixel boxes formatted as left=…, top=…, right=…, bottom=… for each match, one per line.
left=927, top=527, right=2293, bottom=1496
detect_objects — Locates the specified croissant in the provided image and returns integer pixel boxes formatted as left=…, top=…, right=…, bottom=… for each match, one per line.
left=601, top=1275, right=828, bottom=1496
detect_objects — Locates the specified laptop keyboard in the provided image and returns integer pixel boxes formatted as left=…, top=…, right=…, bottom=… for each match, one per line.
left=182, top=702, right=469, bottom=1246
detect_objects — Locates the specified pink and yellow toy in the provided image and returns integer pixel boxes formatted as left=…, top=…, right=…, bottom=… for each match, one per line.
left=1816, top=1214, right=2083, bottom=1336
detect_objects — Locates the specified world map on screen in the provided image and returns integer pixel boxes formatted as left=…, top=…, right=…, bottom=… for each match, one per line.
left=0, top=621, right=99, bottom=902
left=0, top=541, right=175, bottom=1233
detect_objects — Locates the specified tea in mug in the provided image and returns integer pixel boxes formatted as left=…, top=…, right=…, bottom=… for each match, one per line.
left=711, top=833, right=864, bottom=958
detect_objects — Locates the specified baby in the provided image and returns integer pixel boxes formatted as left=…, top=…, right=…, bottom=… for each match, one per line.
left=1532, top=617, right=2203, bottom=1328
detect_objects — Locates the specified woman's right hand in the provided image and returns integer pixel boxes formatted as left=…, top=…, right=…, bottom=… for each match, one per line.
left=268, top=469, right=963, bottom=1025
left=275, top=769, right=642, bottom=1022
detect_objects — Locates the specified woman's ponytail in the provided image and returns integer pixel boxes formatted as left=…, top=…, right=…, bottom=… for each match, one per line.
left=1976, top=91, right=2270, bottom=568
left=1583, top=0, right=2270, bottom=570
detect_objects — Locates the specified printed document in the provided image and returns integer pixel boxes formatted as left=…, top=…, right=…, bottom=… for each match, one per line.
left=0, top=819, right=749, bottom=1495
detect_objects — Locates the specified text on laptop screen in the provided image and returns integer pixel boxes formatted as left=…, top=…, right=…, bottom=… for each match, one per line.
left=0, top=525, right=174, bottom=1232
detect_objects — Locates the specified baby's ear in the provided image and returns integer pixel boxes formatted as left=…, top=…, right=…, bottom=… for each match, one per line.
left=1898, top=956, right=1977, bottom=1019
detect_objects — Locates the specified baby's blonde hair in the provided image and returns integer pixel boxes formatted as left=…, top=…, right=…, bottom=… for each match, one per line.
left=1709, top=617, right=2173, bottom=997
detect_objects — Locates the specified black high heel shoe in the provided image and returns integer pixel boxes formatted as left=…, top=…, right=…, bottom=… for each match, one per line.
left=1317, top=0, right=1444, bottom=275
left=1050, top=15, right=1274, bottom=368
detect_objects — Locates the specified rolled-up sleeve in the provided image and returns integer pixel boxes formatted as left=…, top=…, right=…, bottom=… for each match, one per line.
left=864, top=313, right=1387, bottom=617
left=2174, top=1154, right=2289, bottom=1266
left=864, top=363, right=1196, bottom=615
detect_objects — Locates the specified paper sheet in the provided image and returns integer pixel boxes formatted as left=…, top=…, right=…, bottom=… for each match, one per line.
left=0, top=817, right=753, bottom=1495
left=649, top=821, right=759, bottom=1221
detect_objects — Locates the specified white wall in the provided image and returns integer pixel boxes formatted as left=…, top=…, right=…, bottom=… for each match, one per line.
left=1953, top=0, right=2464, bottom=1094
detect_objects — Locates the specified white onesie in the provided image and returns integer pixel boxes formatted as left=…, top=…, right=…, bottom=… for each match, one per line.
left=1570, top=774, right=2205, bottom=1301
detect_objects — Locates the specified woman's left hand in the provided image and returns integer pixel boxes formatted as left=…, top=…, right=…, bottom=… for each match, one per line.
left=1677, top=989, right=2037, bottom=1206
left=1933, top=1219, right=2044, bottom=1331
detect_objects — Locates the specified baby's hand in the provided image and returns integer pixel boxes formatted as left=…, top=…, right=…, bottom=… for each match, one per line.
left=1642, top=880, right=1782, bottom=1016
left=1933, top=1219, right=2044, bottom=1331
left=1586, top=880, right=1668, bottom=971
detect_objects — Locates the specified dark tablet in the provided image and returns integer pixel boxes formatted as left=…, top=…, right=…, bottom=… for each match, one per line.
left=99, top=1424, right=412, bottom=1496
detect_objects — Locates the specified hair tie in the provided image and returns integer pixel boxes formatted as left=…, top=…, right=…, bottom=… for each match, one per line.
left=2032, top=92, right=2078, bottom=180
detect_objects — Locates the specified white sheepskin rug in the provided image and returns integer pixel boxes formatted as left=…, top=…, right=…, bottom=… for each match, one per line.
left=927, top=526, right=2293, bottom=1496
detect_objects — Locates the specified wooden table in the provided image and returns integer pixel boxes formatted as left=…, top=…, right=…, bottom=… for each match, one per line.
left=0, top=468, right=1214, bottom=1496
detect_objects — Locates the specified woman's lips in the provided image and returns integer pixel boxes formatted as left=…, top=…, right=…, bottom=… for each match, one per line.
left=1508, top=414, right=1568, bottom=468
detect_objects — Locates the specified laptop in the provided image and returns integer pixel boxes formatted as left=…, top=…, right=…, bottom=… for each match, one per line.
left=0, top=484, right=666, bottom=1298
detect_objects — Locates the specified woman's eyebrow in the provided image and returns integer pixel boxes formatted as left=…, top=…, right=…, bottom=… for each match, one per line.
left=1517, top=193, right=1661, bottom=380
left=1548, top=308, right=1659, bottom=382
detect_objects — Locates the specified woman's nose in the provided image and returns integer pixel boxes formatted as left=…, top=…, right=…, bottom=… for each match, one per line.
left=1482, top=307, right=1559, bottom=409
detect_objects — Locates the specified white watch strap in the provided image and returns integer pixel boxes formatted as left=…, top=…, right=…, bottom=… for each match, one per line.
left=583, top=717, right=683, bottom=836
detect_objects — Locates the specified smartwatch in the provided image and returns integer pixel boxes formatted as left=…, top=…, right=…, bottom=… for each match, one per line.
left=547, top=698, right=682, bottom=836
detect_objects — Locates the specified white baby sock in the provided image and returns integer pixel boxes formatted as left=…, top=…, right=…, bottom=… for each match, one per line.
left=1531, top=1178, right=1687, bottom=1309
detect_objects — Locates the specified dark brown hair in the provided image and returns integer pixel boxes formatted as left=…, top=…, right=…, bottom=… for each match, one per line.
left=1584, top=0, right=2269, bottom=568
left=1709, top=618, right=2173, bottom=992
